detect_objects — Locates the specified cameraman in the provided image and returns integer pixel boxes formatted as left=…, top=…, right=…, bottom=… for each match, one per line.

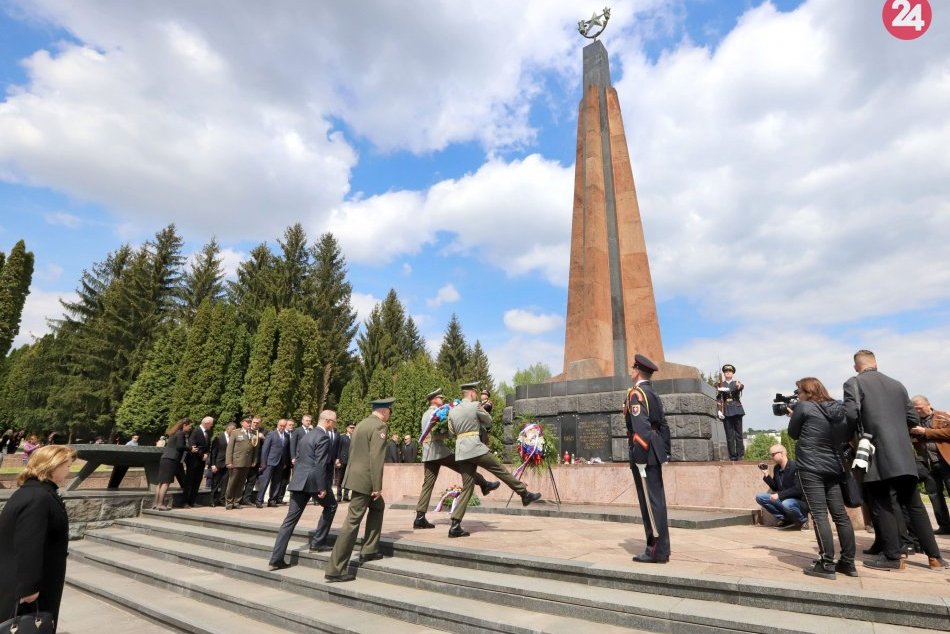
left=755, top=445, right=808, bottom=530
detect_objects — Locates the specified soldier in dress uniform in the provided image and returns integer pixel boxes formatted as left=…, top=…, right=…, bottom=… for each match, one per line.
left=413, top=388, right=500, bottom=530
left=324, top=397, right=394, bottom=583
left=224, top=418, right=255, bottom=509
left=717, top=364, right=746, bottom=461
left=448, top=382, right=541, bottom=538
left=624, top=354, right=671, bottom=563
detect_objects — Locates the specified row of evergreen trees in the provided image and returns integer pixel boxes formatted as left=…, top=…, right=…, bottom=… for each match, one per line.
left=0, top=224, right=507, bottom=446
left=0, top=240, right=34, bottom=359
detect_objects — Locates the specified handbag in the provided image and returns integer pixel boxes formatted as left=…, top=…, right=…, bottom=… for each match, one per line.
left=840, top=468, right=864, bottom=508
left=1, top=592, right=55, bottom=634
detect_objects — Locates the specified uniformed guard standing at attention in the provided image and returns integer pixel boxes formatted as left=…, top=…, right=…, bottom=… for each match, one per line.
left=449, top=382, right=541, bottom=538
left=414, top=388, right=500, bottom=530
left=625, top=354, right=671, bottom=563
left=324, top=397, right=394, bottom=583
left=717, top=364, right=745, bottom=461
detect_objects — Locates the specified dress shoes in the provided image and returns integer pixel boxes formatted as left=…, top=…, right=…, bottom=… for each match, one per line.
left=934, top=526, right=950, bottom=536
left=309, top=544, right=331, bottom=553
left=267, top=502, right=278, bottom=508
left=632, top=553, right=668, bottom=564
left=521, top=491, right=541, bottom=507
left=863, top=557, right=905, bottom=571
left=358, top=552, right=385, bottom=563
left=268, top=560, right=291, bottom=571
left=929, top=557, right=949, bottom=569
left=861, top=545, right=881, bottom=556
left=448, top=519, right=470, bottom=538
left=255, top=502, right=263, bottom=509
left=413, top=512, right=436, bottom=529
left=479, top=480, right=501, bottom=496
left=324, top=573, right=356, bottom=583
left=835, top=560, right=859, bottom=577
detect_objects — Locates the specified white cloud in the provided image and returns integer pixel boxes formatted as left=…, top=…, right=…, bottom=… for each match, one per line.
left=486, top=336, right=564, bottom=387
left=351, top=292, right=381, bottom=324
left=503, top=308, right=564, bottom=334
left=43, top=212, right=81, bottom=228
left=402, top=262, right=412, bottom=276
left=218, top=248, right=245, bottom=280
left=426, top=283, right=461, bottom=308
left=11, top=285, right=75, bottom=348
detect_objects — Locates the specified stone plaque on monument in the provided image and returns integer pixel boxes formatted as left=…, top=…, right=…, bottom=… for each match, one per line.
left=576, top=415, right=612, bottom=460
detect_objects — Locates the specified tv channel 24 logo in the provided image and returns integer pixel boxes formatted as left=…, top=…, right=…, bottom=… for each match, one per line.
left=883, top=0, right=931, bottom=40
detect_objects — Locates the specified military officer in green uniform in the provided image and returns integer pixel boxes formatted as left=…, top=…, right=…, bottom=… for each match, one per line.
left=449, top=382, right=541, bottom=537
left=324, top=397, right=394, bottom=583
left=414, top=388, right=500, bottom=529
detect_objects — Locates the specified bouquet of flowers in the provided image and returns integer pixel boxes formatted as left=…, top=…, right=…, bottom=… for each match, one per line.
left=434, top=484, right=480, bottom=512
left=418, top=398, right=461, bottom=444
left=513, top=421, right=558, bottom=478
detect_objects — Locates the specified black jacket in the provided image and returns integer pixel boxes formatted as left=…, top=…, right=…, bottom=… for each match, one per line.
left=385, top=440, right=401, bottom=463
left=209, top=432, right=229, bottom=469
left=186, top=426, right=211, bottom=465
left=338, top=434, right=351, bottom=464
left=0, top=479, right=69, bottom=630
left=624, top=381, right=671, bottom=466
left=161, top=430, right=187, bottom=462
left=401, top=440, right=419, bottom=463
left=763, top=459, right=804, bottom=500
left=788, top=400, right=852, bottom=478
left=843, top=369, right=919, bottom=482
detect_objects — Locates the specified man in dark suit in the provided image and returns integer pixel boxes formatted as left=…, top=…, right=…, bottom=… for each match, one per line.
left=268, top=410, right=338, bottom=570
left=625, top=354, right=671, bottom=564
left=336, top=424, right=353, bottom=501
left=844, top=350, right=947, bottom=570
left=241, top=416, right=265, bottom=505
left=255, top=418, right=290, bottom=508
left=208, top=422, right=235, bottom=507
left=290, top=414, right=314, bottom=466
left=183, top=416, right=213, bottom=508
left=400, top=434, right=419, bottom=463
left=385, top=432, right=401, bottom=463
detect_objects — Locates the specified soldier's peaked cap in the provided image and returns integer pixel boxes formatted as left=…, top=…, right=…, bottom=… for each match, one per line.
left=722, top=364, right=736, bottom=373
left=425, top=388, right=444, bottom=401
left=459, top=381, right=479, bottom=391
left=370, top=397, right=396, bottom=409
left=631, top=354, right=659, bottom=373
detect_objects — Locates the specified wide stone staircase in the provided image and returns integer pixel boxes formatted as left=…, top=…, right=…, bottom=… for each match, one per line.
left=65, top=510, right=949, bottom=633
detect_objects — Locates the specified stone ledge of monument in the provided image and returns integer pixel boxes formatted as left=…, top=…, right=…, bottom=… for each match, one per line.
left=113, top=512, right=950, bottom=629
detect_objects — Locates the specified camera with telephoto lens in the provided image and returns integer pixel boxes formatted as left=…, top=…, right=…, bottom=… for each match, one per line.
left=852, top=432, right=875, bottom=470
left=771, top=390, right=799, bottom=416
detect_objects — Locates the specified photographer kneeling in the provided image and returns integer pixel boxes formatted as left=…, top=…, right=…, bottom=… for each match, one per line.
left=756, top=445, right=808, bottom=530
left=787, top=377, right=857, bottom=579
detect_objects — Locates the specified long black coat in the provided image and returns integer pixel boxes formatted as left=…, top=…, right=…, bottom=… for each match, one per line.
left=0, top=479, right=69, bottom=630
left=843, top=369, right=919, bottom=483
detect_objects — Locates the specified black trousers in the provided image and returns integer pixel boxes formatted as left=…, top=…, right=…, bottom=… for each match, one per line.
left=336, top=463, right=348, bottom=499
left=309, top=490, right=338, bottom=548
left=918, top=458, right=950, bottom=530
left=866, top=475, right=941, bottom=560
left=183, top=456, right=205, bottom=505
left=241, top=466, right=259, bottom=504
left=798, top=470, right=855, bottom=564
left=723, top=415, right=744, bottom=460
left=210, top=467, right=229, bottom=504
left=631, top=462, right=670, bottom=560
left=269, top=490, right=315, bottom=565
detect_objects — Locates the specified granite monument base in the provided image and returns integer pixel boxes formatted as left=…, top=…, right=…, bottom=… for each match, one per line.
left=506, top=375, right=726, bottom=462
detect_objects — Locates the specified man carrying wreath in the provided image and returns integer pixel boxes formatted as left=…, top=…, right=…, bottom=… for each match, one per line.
left=448, top=382, right=541, bottom=538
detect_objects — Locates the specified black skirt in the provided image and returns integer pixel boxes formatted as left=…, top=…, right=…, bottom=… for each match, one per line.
left=157, top=457, right=182, bottom=484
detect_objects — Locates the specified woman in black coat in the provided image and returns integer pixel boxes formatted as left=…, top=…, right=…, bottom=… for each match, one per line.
left=0, top=444, right=76, bottom=632
left=152, top=418, right=192, bottom=511
left=788, top=377, right=856, bottom=580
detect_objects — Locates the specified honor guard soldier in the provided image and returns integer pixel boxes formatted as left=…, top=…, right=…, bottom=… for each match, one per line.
left=414, top=387, right=500, bottom=530
left=624, top=354, right=671, bottom=563
left=448, top=382, right=541, bottom=538
left=717, top=364, right=746, bottom=461
left=324, top=397, right=394, bottom=583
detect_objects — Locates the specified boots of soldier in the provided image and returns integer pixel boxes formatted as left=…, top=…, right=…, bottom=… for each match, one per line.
left=479, top=480, right=501, bottom=496
left=448, top=519, right=470, bottom=538
left=414, top=512, right=435, bottom=529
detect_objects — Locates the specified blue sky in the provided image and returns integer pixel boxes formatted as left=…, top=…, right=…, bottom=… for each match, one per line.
left=1, top=0, right=948, bottom=426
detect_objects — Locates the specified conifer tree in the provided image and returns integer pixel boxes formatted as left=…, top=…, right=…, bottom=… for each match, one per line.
left=336, top=374, right=367, bottom=425
left=229, top=243, right=278, bottom=329
left=169, top=299, right=214, bottom=421
left=366, top=365, right=395, bottom=406
left=0, top=240, right=35, bottom=357
left=465, top=340, right=494, bottom=394
left=0, top=335, right=59, bottom=432
left=436, top=313, right=470, bottom=382
left=264, top=309, right=305, bottom=422
left=404, top=316, right=427, bottom=360
left=293, top=316, right=323, bottom=418
left=242, top=306, right=279, bottom=416
left=182, top=238, right=224, bottom=321
left=192, top=303, right=239, bottom=420
left=390, top=354, right=446, bottom=440
left=276, top=223, right=311, bottom=311
left=218, top=324, right=250, bottom=426
left=57, top=246, right=132, bottom=330
left=116, top=326, right=187, bottom=437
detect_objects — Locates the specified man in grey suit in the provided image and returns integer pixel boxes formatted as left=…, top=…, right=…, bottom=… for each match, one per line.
left=268, top=410, right=338, bottom=570
left=844, top=350, right=947, bottom=570
left=448, top=382, right=540, bottom=538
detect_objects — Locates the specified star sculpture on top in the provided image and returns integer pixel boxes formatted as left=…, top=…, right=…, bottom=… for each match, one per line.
left=578, top=7, right=611, bottom=39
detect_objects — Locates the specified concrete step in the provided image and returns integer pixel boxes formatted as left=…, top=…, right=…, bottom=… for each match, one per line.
left=391, top=496, right=755, bottom=529
left=72, top=537, right=641, bottom=634
left=68, top=541, right=445, bottom=634
left=129, top=511, right=950, bottom=631
left=59, top=584, right=178, bottom=633
left=87, top=520, right=929, bottom=634
left=66, top=560, right=290, bottom=634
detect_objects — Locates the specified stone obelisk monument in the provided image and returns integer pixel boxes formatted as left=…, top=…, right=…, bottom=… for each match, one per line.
left=506, top=10, right=724, bottom=463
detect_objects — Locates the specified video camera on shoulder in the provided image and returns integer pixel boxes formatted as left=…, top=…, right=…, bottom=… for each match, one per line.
left=771, top=390, right=799, bottom=416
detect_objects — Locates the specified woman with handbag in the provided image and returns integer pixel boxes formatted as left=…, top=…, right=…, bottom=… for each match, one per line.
left=787, top=377, right=857, bottom=580
left=0, top=444, right=76, bottom=633
left=152, top=418, right=193, bottom=511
